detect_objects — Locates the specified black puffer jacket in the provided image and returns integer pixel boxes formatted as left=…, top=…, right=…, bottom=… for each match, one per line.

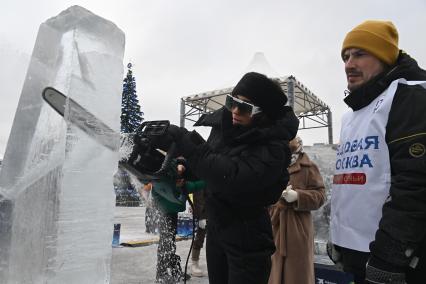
left=181, top=107, right=299, bottom=228
left=345, top=52, right=426, bottom=269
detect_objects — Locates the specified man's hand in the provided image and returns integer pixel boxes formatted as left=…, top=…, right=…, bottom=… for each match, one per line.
left=281, top=184, right=298, bottom=203
left=177, top=164, right=186, bottom=176
left=365, top=257, right=406, bottom=284
left=175, top=164, right=186, bottom=187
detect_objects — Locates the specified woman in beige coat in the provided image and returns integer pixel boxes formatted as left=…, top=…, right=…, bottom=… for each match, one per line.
left=268, top=137, right=326, bottom=284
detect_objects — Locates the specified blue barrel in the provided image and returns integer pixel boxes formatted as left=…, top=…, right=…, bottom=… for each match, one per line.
left=177, top=216, right=193, bottom=237
left=112, top=223, right=121, bottom=247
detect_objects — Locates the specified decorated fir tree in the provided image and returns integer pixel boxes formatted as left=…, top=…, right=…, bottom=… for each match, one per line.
left=116, top=62, right=144, bottom=205
left=120, top=62, right=143, bottom=134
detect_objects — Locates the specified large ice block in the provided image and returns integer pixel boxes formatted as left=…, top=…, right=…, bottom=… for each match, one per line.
left=304, top=144, right=336, bottom=257
left=0, top=6, right=125, bottom=283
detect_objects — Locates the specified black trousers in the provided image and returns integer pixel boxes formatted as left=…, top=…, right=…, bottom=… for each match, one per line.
left=338, top=246, right=369, bottom=284
left=193, top=226, right=207, bottom=251
left=206, top=211, right=275, bottom=284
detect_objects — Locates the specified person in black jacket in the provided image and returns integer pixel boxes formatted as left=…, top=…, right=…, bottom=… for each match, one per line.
left=329, top=20, right=426, bottom=284
left=162, top=72, right=299, bottom=284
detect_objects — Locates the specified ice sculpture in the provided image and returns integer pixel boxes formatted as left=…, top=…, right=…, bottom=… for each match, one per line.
left=0, top=6, right=124, bottom=283
left=304, top=144, right=336, bottom=264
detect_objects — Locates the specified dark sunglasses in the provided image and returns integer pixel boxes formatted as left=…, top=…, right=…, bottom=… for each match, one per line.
left=225, top=94, right=262, bottom=117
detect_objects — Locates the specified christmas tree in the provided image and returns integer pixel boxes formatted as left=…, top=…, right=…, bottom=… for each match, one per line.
left=120, top=62, right=143, bottom=134
left=116, top=63, right=144, bottom=206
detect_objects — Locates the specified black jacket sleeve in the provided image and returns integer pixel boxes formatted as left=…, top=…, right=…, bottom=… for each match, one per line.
left=185, top=140, right=289, bottom=195
left=370, top=83, right=426, bottom=268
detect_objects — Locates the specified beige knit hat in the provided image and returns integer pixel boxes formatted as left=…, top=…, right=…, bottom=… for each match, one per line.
left=342, top=20, right=399, bottom=65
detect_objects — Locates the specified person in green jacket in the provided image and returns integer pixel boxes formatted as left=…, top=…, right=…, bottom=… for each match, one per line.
left=153, top=158, right=205, bottom=283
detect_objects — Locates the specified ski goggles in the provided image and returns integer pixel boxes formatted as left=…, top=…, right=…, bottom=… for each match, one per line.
left=224, top=94, right=262, bottom=117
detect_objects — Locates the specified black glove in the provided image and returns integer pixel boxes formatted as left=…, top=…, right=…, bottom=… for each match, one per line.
left=176, top=129, right=205, bottom=157
left=365, top=256, right=406, bottom=284
left=149, top=125, right=184, bottom=152
left=165, top=125, right=205, bottom=158
left=167, top=124, right=187, bottom=141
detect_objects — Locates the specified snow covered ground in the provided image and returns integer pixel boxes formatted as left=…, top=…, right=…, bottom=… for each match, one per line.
left=111, top=206, right=209, bottom=284
left=111, top=154, right=336, bottom=284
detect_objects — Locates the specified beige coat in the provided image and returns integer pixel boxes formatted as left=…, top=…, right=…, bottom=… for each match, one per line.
left=268, top=153, right=326, bottom=284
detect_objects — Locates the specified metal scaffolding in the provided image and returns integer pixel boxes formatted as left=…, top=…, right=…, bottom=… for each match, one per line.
left=180, top=75, right=333, bottom=144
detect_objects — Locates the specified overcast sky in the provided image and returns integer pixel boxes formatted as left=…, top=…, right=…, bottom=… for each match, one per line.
left=1, top=0, right=426, bottom=158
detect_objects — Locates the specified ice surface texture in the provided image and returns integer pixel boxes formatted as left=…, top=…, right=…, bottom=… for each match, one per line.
left=304, top=144, right=336, bottom=255
left=0, top=5, right=124, bottom=283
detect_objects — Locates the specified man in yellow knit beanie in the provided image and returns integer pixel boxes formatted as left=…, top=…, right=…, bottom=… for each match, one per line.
left=342, top=20, right=399, bottom=66
left=329, top=20, right=426, bottom=284
left=341, top=20, right=399, bottom=92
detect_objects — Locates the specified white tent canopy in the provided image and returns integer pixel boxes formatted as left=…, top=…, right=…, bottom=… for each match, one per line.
left=179, top=54, right=333, bottom=144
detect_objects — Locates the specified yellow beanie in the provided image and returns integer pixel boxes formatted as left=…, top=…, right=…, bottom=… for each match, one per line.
left=342, top=20, right=399, bottom=66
